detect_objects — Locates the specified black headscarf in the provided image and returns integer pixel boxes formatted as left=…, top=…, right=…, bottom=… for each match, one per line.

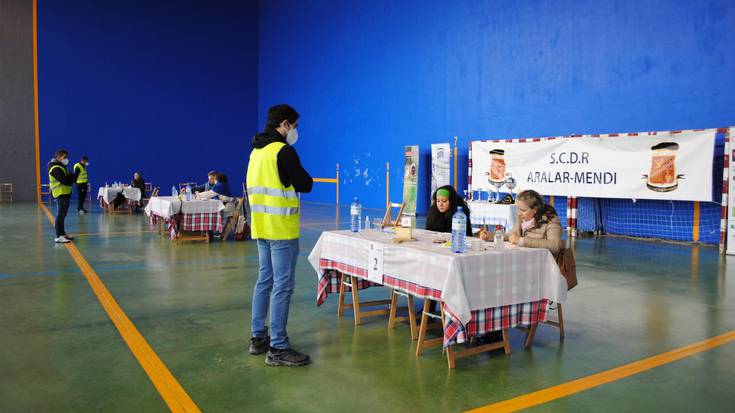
left=425, top=185, right=472, bottom=236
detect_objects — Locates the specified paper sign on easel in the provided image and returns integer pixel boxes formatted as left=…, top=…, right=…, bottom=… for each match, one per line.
left=367, top=242, right=384, bottom=283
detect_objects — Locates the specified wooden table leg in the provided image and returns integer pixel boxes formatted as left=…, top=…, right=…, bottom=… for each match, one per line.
left=416, top=298, right=431, bottom=357
left=337, top=272, right=346, bottom=320
left=524, top=323, right=539, bottom=348
left=557, top=303, right=565, bottom=339
left=407, top=294, right=417, bottom=340
left=387, top=290, right=399, bottom=330
left=350, top=276, right=361, bottom=325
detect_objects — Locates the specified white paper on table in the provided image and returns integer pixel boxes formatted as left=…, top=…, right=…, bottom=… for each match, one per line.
left=367, top=242, right=384, bottom=284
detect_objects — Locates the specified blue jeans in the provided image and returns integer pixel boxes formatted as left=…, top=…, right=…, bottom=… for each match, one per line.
left=251, top=238, right=299, bottom=350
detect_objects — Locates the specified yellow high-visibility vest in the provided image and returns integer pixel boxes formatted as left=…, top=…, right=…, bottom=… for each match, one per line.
left=246, top=142, right=300, bottom=240
left=49, top=165, right=73, bottom=198
left=73, top=162, right=88, bottom=184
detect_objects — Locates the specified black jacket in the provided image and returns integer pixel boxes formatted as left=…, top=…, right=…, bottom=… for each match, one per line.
left=251, top=128, right=313, bottom=193
left=48, top=159, right=75, bottom=197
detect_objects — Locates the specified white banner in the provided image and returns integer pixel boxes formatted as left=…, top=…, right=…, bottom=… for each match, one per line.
left=470, top=130, right=716, bottom=202
left=725, top=128, right=735, bottom=254
left=431, top=143, right=451, bottom=201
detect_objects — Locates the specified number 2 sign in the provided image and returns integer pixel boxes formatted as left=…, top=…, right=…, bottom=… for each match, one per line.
left=367, top=242, right=384, bottom=283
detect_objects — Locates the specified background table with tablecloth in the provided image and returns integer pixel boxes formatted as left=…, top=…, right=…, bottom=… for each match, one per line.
left=145, top=196, right=225, bottom=239
left=97, top=186, right=142, bottom=210
left=308, top=229, right=566, bottom=346
left=466, top=201, right=518, bottom=231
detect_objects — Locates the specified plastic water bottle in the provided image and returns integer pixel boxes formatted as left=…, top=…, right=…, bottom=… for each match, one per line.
left=185, top=184, right=192, bottom=201
left=451, top=211, right=467, bottom=253
left=365, top=216, right=370, bottom=231
left=350, top=197, right=362, bottom=232
left=172, top=186, right=178, bottom=197
left=494, top=225, right=505, bottom=251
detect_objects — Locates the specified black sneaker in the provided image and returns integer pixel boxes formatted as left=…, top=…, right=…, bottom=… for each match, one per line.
left=475, top=330, right=504, bottom=345
left=249, top=336, right=270, bottom=355
left=265, top=347, right=310, bottom=367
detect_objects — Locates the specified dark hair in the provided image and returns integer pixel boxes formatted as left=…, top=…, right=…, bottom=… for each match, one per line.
left=133, top=171, right=144, bottom=181
left=431, top=185, right=469, bottom=216
left=216, top=172, right=228, bottom=183
left=266, top=104, right=299, bottom=128
left=207, top=170, right=217, bottom=177
left=54, top=149, right=68, bottom=158
left=81, top=156, right=88, bottom=161
left=517, top=189, right=558, bottom=228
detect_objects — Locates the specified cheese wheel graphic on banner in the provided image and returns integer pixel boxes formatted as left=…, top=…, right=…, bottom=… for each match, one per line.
left=645, top=142, right=681, bottom=192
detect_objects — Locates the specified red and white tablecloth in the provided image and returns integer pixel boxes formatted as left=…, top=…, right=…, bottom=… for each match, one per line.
left=308, top=229, right=566, bottom=346
left=145, top=197, right=224, bottom=239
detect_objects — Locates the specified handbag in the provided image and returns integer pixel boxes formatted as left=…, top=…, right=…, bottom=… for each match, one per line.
left=554, top=247, right=578, bottom=291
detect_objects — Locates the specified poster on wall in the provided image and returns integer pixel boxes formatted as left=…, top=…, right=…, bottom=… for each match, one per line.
left=470, top=130, right=716, bottom=202
left=402, top=145, right=419, bottom=216
left=431, top=143, right=451, bottom=203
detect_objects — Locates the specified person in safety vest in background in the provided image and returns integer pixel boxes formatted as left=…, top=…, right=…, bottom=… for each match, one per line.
left=48, top=149, right=76, bottom=244
left=246, top=104, right=313, bottom=367
left=73, top=156, right=90, bottom=214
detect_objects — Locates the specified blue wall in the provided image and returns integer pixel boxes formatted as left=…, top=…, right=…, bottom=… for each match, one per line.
left=258, top=0, right=735, bottom=213
left=38, top=0, right=258, bottom=194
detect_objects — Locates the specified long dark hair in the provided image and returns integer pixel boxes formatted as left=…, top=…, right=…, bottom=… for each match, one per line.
left=516, top=189, right=557, bottom=228
left=132, top=172, right=144, bottom=183
left=216, top=172, right=228, bottom=183
left=430, top=185, right=469, bottom=216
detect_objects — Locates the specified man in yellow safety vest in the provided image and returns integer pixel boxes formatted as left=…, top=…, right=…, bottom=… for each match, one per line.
left=246, top=104, right=313, bottom=367
left=48, top=149, right=76, bottom=243
left=73, top=156, right=90, bottom=214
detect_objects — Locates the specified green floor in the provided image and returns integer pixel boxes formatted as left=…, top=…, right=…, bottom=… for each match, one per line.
left=1, top=202, right=733, bottom=412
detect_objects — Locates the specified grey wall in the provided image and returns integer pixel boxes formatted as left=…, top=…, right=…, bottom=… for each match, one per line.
left=0, top=0, right=36, bottom=202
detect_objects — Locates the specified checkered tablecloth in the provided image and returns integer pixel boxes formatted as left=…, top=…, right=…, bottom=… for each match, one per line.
left=309, top=229, right=565, bottom=346
left=467, top=201, right=518, bottom=230
left=180, top=212, right=223, bottom=233
left=147, top=198, right=223, bottom=239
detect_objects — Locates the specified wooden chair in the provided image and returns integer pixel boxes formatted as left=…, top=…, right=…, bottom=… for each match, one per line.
left=221, top=197, right=245, bottom=241
left=387, top=290, right=418, bottom=340
left=41, top=184, right=52, bottom=204
left=415, top=298, right=511, bottom=369
left=336, top=272, right=393, bottom=326
left=519, top=247, right=575, bottom=348
left=381, top=201, right=406, bottom=228
left=143, top=187, right=159, bottom=207
left=0, top=183, right=13, bottom=203
left=520, top=303, right=564, bottom=348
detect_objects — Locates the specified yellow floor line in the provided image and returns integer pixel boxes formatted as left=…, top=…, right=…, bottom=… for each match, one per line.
left=41, top=204, right=200, bottom=413
left=466, top=330, right=735, bottom=413
left=74, top=230, right=158, bottom=237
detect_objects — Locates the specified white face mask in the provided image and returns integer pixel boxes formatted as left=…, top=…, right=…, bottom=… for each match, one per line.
left=61, top=158, right=69, bottom=166
left=286, top=127, right=299, bottom=145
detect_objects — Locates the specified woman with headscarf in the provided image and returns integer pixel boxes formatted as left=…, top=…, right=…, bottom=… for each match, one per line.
left=425, top=185, right=472, bottom=236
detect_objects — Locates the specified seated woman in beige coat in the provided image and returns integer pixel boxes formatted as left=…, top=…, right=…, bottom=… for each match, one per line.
left=480, top=189, right=562, bottom=254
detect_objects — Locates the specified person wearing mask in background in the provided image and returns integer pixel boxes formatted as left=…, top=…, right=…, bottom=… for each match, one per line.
left=192, top=171, right=217, bottom=193
left=73, top=156, right=90, bottom=214
left=246, top=104, right=313, bottom=367
left=198, top=172, right=235, bottom=239
left=130, top=172, right=147, bottom=211
left=48, top=149, right=75, bottom=243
